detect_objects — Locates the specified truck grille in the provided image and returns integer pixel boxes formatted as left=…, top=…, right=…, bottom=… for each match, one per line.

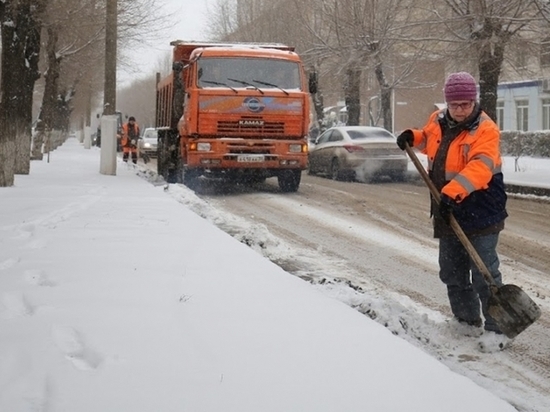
left=217, top=120, right=285, bottom=135
left=226, top=142, right=274, bottom=155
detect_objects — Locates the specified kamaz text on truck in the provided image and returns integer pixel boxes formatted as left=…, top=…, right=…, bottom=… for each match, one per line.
left=155, top=41, right=317, bottom=192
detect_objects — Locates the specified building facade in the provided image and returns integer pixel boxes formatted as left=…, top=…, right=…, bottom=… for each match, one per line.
left=497, top=80, right=550, bottom=132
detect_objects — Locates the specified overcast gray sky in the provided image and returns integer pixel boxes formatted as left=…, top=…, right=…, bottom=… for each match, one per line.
left=154, top=0, right=210, bottom=53
left=119, top=0, right=210, bottom=84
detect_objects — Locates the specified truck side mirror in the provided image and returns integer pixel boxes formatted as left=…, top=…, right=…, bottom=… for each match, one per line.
left=308, top=71, right=318, bottom=94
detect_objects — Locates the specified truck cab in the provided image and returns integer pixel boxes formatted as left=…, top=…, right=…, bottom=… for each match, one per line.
left=156, top=41, right=313, bottom=192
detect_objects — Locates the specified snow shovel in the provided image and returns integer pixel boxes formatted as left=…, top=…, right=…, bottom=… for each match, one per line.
left=404, top=143, right=541, bottom=339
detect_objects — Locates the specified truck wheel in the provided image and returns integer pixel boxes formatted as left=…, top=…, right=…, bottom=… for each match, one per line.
left=157, top=141, right=168, bottom=178
left=165, top=169, right=177, bottom=184
left=159, top=157, right=171, bottom=181
left=183, top=169, right=199, bottom=188
left=278, top=169, right=301, bottom=192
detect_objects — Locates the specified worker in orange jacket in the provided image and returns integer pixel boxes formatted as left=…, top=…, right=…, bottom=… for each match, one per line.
left=121, top=116, right=140, bottom=164
left=396, top=72, right=509, bottom=352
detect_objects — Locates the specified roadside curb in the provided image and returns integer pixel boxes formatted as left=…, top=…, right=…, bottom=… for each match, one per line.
left=505, top=183, right=550, bottom=199
left=407, top=173, right=550, bottom=200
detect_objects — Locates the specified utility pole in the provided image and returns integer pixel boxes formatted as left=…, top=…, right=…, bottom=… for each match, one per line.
left=100, top=0, right=117, bottom=175
left=103, top=0, right=117, bottom=115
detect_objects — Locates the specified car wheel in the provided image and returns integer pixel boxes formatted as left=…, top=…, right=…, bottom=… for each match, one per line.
left=390, top=170, right=407, bottom=182
left=330, top=158, right=341, bottom=181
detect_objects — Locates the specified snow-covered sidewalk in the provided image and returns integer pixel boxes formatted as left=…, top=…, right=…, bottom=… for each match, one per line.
left=0, top=139, right=518, bottom=411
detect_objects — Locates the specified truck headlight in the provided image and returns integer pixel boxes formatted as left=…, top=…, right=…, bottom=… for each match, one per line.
left=197, top=142, right=211, bottom=151
left=289, top=144, right=303, bottom=153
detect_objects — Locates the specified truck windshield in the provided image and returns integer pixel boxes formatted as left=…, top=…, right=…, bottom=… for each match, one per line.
left=197, top=58, right=301, bottom=90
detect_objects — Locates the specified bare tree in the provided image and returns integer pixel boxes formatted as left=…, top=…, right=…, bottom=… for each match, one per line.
left=36, top=0, right=173, bottom=140
left=207, top=0, right=239, bottom=40
left=431, top=0, right=545, bottom=121
left=33, top=0, right=105, bottom=160
left=0, top=0, right=46, bottom=186
left=291, top=0, right=436, bottom=131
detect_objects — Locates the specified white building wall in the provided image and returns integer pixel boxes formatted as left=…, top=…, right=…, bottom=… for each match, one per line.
left=497, top=80, right=549, bottom=131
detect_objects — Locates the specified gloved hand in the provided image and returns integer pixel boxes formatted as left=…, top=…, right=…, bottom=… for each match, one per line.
left=438, top=194, right=455, bottom=225
left=131, top=139, right=136, bottom=146
left=396, top=130, right=414, bottom=150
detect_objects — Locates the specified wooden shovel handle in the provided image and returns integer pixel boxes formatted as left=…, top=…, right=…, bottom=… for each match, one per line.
left=404, top=144, right=497, bottom=286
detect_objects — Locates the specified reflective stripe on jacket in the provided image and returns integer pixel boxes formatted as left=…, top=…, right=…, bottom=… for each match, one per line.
left=408, top=109, right=507, bottom=233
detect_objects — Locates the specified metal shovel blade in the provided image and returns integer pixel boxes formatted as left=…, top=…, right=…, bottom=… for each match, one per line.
left=488, top=284, right=542, bottom=339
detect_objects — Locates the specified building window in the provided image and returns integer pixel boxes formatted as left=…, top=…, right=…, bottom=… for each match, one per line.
left=542, top=99, right=550, bottom=130
left=515, top=48, right=527, bottom=69
left=496, top=101, right=504, bottom=130
left=541, top=37, right=550, bottom=67
left=516, top=99, right=529, bottom=131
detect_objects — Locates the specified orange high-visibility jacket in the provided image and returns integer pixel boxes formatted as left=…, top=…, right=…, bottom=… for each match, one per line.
left=407, top=109, right=507, bottom=233
left=410, top=109, right=501, bottom=202
left=121, top=122, right=140, bottom=147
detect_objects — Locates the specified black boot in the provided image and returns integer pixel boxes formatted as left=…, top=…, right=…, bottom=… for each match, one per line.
left=457, top=317, right=482, bottom=327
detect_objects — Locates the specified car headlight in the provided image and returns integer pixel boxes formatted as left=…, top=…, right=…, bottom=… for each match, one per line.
left=144, top=142, right=151, bottom=148
left=197, top=142, right=211, bottom=151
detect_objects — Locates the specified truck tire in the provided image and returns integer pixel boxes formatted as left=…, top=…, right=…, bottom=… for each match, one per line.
left=182, top=169, right=199, bottom=188
left=166, top=169, right=178, bottom=184
left=278, top=169, right=301, bottom=192
left=157, top=132, right=169, bottom=179
left=156, top=147, right=163, bottom=176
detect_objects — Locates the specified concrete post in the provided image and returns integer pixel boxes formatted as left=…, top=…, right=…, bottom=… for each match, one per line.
left=83, top=126, right=92, bottom=149
left=100, top=115, right=117, bottom=175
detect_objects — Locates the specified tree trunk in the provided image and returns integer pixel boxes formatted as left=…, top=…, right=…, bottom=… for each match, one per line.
left=0, top=0, right=44, bottom=177
left=31, top=128, right=46, bottom=160
left=40, top=27, right=62, bottom=134
left=0, top=123, right=16, bottom=186
left=53, top=87, right=75, bottom=132
left=14, top=0, right=42, bottom=173
left=375, top=63, right=393, bottom=132
left=24, top=1, right=45, bottom=162
left=0, top=0, right=18, bottom=186
left=344, top=68, right=361, bottom=126
left=478, top=40, right=505, bottom=123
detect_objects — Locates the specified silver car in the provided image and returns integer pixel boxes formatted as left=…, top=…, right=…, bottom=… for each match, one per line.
left=308, top=126, right=408, bottom=182
left=139, top=128, right=158, bottom=159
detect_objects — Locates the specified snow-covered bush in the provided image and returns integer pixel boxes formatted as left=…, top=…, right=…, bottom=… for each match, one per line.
left=500, top=130, right=550, bottom=158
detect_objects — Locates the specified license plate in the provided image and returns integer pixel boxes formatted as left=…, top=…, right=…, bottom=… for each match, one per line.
left=237, top=154, right=265, bottom=163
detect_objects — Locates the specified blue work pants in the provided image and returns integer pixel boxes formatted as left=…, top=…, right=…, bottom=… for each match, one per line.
left=439, top=233, right=503, bottom=332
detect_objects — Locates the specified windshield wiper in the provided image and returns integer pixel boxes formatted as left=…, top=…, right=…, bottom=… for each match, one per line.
left=201, top=79, right=238, bottom=93
left=252, top=79, right=289, bottom=96
left=227, top=78, right=264, bottom=94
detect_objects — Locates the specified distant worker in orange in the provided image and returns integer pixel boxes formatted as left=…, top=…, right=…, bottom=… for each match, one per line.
left=121, top=116, right=140, bottom=164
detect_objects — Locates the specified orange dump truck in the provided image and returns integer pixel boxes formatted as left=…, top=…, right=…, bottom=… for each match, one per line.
left=155, top=41, right=316, bottom=191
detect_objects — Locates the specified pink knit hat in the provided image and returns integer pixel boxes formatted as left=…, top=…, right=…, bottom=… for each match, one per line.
left=444, top=72, right=477, bottom=102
